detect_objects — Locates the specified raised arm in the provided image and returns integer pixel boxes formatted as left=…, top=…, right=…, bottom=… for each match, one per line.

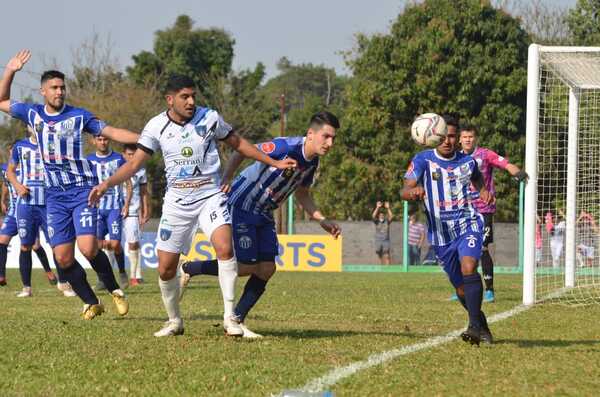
left=101, top=126, right=140, bottom=145
left=223, top=132, right=296, bottom=171
left=384, top=201, right=393, bottom=222
left=295, top=185, right=341, bottom=238
left=0, top=50, right=31, bottom=114
left=372, top=201, right=382, bottom=220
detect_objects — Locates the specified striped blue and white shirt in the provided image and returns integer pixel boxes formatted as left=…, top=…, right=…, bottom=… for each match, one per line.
left=87, top=151, right=127, bottom=210
left=228, top=137, right=318, bottom=217
left=0, top=164, right=20, bottom=217
left=10, top=138, right=45, bottom=206
left=404, top=149, right=483, bottom=246
left=9, top=102, right=106, bottom=189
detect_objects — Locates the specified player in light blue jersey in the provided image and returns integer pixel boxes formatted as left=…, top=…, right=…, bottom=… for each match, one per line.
left=122, top=144, right=150, bottom=286
left=89, top=75, right=297, bottom=337
left=87, top=136, right=132, bottom=288
left=180, top=111, right=342, bottom=338
left=0, top=50, right=139, bottom=319
left=401, top=115, right=493, bottom=345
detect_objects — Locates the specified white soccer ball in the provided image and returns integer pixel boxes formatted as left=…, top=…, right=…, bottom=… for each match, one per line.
left=410, top=113, right=448, bottom=147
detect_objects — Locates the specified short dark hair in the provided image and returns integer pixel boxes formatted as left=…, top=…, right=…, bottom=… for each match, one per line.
left=41, top=70, right=65, bottom=84
left=459, top=123, right=478, bottom=136
left=442, top=113, right=459, bottom=128
left=123, top=143, right=137, bottom=152
left=309, top=111, right=340, bottom=130
left=165, top=74, right=195, bottom=94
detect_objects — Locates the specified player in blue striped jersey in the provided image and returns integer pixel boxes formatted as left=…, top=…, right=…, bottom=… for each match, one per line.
left=180, top=111, right=342, bottom=338
left=0, top=143, right=21, bottom=287
left=87, top=136, right=132, bottom=288
left=0, top=50, right=138, bottom=319
left=401, top=116, right=493, bottom=345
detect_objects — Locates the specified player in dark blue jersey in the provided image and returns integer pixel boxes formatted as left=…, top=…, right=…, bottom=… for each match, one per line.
left=0, top=50, right=139, bottom=319
left=180, top=111, right=342, bottom=338
left=87, top=136, right=132, bottom=288
left=401, top=116, right=494, bottom=345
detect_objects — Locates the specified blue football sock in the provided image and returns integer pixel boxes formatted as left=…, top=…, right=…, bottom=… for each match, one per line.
left=34, top=247, right=52, bottom=272
left=90, top=250, right=120, bottom=292
left=19, top=250, right=33, bottom=287
left=183, top=259, right=219, bottom=277
left=463, top=273, right=483, bottom=328
left=0, top=243, right=8, bottom=278
left=61, top=261, right=98, bottom=304
left=234, top=275, right=267, bottom=322
left=458, top=293, right=488, bottom=328
left=115, top=250, right=126, bottom=273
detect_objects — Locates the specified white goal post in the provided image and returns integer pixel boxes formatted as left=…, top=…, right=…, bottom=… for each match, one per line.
left=524, top=44, right=600, bottom=305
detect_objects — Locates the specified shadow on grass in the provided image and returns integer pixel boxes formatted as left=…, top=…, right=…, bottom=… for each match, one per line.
left=264, top=328, right=418, bottom=339
left=495, top=339, right=600, bottom=348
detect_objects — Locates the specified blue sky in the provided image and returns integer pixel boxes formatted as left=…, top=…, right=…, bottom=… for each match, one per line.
left=0, top=0, right=577, bottom=100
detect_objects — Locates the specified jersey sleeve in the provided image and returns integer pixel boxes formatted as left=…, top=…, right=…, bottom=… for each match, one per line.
left=257, top=138, right=289, bottom=161
left=137, top=120, right=161, bottom=154
left=404, top=155, right=426, bottom=181
left=202, top=110, right=233, bottom=141
left=9, top=145, right=19, bottom=165
left=9, top=101, right=33, bottom=124
left=301, top=165, right=318, bottom=187
left=487, top=150, right=509, bottom=170
left=81, top=109, right=107, bottom=137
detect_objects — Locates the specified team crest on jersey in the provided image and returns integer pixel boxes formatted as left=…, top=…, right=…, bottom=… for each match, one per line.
left=432, top=170, right=441, bottom=180
left=159, top=228, right=172, bottom=241
left=35, top=121, right=44, bottom=133
left=23, top=151, right=31, bottom=161
left=460, top=163, right=470, bottom=174
left=260, top=142, right=275, bottom=154
left=181, top=147, right=193, bottom=157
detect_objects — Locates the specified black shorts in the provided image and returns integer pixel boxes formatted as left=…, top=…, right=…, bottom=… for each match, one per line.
left=482, top=213, right=494, bottom=247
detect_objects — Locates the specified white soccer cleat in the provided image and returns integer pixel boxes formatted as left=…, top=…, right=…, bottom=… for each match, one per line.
left=153, top=320, right=184, bottom=337
left=223, top=316, right=244, bottom=337
left=57, top=282, right=77, bottom=297
left=240, top=323, right=263, bottom=339
left=16, top=287, right=32, bottom=298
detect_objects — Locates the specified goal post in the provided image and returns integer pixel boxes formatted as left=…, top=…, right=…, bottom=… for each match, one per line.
left=524, top=44, right=600, bottom=305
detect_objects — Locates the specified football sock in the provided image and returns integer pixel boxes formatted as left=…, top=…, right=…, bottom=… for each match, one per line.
left=34, top=247, right=52, bottom=272
left=115, top=250, right=126, bottom=273
left=0, top=243, right=8, bottom=279
left=19, top=250, right=33, bottom=288
left=61, top=261, right=98, bottom=304
left=463, top=273, right=483, bottom=329
left=159, top=276, right=181, bottom=324
left=183, top=259, right=219, bottom=277
left=481, top=250, right=494, bottom=291
left=104, top=249, right=116, bottom=268
left=234, top=275, right=267, bottom=322
left=217, top=257, right=238, bottom=319
left=457, top=293, right=488, bottom=328
left=90, top=250, right=120, bottom=292
left=128, top=248, right=139, bottom=279
left=54, top=263, right=66, bottom=283
left=135, top=256, right=143, bottom=279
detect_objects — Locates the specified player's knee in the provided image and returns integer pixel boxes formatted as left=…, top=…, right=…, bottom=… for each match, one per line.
left=257, top=262, right=276, bottom=280
left=129, top=242, right=140, bottom=250
left=20, top=245, right=32, bottom=252
left=158, top=266, right=177, bottom=280
left=214, top=243, right=234, bottom=260
left=54, top=252, right=74, bottom=267
left=80, top=246, right=98, bottom=260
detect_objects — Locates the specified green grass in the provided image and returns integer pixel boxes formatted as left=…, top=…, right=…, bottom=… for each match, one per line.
left=1, top=270, right=599, bottom=396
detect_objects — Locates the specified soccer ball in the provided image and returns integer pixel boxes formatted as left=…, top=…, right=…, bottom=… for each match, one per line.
left=410, top=113, right=447, bottom=147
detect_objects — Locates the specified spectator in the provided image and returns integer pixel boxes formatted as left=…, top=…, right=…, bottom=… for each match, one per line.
left=407, top=213, right=425, bottom=265
left=372, top=201, right=393, bottom=265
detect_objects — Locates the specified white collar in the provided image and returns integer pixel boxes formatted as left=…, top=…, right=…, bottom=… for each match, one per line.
left=44, top=104, right=66, bottom=116
left=95, top=150, right=113, bottom=158
left=433, top=149, right=456, bottom=161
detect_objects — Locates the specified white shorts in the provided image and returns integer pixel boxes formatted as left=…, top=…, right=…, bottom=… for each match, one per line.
left=124, top=216, right=141, bottom=243
left=577, top=244, right=595, bottom=258
left=156, top=192, right=231, bottom=254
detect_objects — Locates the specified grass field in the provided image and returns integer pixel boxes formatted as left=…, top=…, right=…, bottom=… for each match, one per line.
left=1, top=269, right=599, bottom=396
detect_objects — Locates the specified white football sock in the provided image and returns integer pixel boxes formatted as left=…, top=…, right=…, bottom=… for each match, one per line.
left=128, top=249, right=139, bottom=279
left=158, top=276, right=181, bottom=324
left=104, top=249, right=117, bottom=268
left=217, top=256, right=237, bottom=319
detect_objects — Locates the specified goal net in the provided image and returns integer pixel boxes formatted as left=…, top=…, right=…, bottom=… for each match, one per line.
left=524, top=45, right=600, bottom=305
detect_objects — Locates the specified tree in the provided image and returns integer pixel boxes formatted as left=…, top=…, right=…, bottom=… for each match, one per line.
left=127, top=15, right=235, bottom=90
left=566, top=0, right=600, bottom=45
left=314, top=0, right=530, bottom=221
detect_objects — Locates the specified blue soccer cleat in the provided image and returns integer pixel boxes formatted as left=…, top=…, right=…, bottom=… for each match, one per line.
left=484, top=290, right=495, bottom=303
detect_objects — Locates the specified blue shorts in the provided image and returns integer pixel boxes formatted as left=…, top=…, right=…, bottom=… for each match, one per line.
left=46, top=186, right=98, bottom=247
left=434, top=231, right=483, bottom=289
left=232, top=207, right=278, bottom=264
left=16, top=204, right=48, bottom=246
left=0, top=214, right=17, bottom=237
left=97, top=209, right=122, bottom=241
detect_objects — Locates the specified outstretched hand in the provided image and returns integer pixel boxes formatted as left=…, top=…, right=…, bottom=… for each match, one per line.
left=88, top=183, right=108, bottom=207
left=6, top=50, right=31, bottom=72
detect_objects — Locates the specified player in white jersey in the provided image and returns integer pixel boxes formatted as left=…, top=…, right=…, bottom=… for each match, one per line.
left=89, top=75, right=297, bottom=337
left=122, top=144, right=150, bottom=286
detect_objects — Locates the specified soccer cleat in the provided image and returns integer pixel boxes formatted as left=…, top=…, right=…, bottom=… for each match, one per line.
left=81, top=303, right=105, bottom=320
left=461, top=326, right=481, bottom=346
left=111, top=289, right=129, bottom=316
left=16, top=287, right=32, bottom=298
left=129, top=278, right=139, bottom=287
left=57, top=282, right=77, bottom=298
left=95, top=279, right=107, bottom=291
left=449, top=293, right=459, bottom=301
left=0, top=277, right=6, bottom=286
left=178, top=264, right=192, bottom=302
left=480, top=327, right=494, bottom=345
left=484, top=290, right=495, bottom=303
left=153, top=320, right=184, bottom=337
left=223, top=316, right=244, bottom=337
left=137, top=278, right=145, bottom=284
left=119, top=271, right=129, bottom=288
left=46, top=271, right=58, bottom=285
left=240, top=323, right=263, bottom=339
